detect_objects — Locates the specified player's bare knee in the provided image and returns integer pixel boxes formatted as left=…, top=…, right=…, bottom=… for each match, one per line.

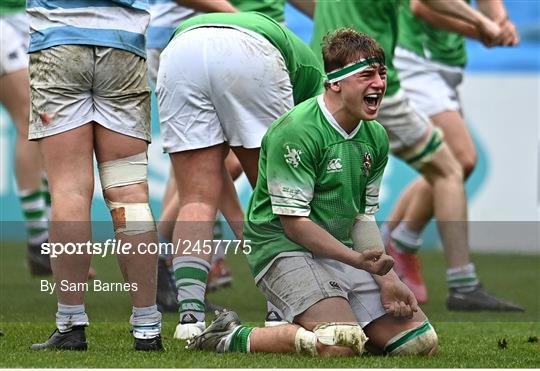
left=384, top=321, right=438, bottom=356
left=444, top=154, right=464, bottom=184
left=421, top=148, right=463, bottom=185
left=440, top=155, right=463, bottom=183
left=51, top=190, right=93, bottom=214
left=98, top=152, right=155, bottom=235
left=458, top=152, right=477, bottom=179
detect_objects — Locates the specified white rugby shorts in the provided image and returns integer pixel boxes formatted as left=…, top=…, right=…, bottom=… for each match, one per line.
left=156, top=26, right=293, bottom=153
left=394, top=46, right=464, bottom=117
left=0, top=13, right=29, bottom=76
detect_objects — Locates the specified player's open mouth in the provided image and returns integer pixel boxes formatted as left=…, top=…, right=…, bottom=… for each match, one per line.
left=363, top=93, right=381, bottom=109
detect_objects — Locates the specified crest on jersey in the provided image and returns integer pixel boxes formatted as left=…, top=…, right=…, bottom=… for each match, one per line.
left=362, top=152, right=372, bottom=176
left=284, top=145, right=302, bottom=168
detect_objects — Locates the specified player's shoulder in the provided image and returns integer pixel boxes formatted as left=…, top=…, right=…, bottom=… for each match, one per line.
left=361, top=119, right=387, bottom=138
left=267, top=97, right=321, bottom=137
left=360, top=119, right=389, bottom=150
left=262, top=97, right=323, bottom=155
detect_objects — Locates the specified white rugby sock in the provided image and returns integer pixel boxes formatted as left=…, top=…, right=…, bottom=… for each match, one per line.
left=130, top=305, right=162, bottom=339
left=391, top=222, right=422, bottom=253
left=447, top=263, right=479, bottom=292
left=56, top=303, right=89, bottom=332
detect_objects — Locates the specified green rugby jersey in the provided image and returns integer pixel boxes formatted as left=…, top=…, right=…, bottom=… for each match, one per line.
left=0, top=0, right=25, bottom=15
left=171, top=12, right=325, bottom=105
left=231, top=0, right=285, bottom=23
left=311, top=0, right=401, bottom=96
left=398, top=0, right=467, bottom=66
left=245, top=95, right=389, bottom=280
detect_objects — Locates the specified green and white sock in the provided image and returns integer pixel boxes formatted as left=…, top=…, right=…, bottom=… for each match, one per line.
left=391, top=221, right=422, bottom=253
left=219, top=325, right=254, bottom=353
left=173, top=256, right=211, bottom=322
left=447, top=263, right=479, bottom=292
left=18, top=188, right=48, bottom=245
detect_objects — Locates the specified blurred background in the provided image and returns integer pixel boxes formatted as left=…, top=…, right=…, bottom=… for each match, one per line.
left=1, top=1, right=539, bottom=253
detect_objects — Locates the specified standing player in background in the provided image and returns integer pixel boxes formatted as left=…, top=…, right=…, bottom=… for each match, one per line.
left=156, top=11, right=325, bottom=340
left=187, top=29, right=439, bottom=358
left=385, top=0, right=520, bottom=307
left=147, top=0, right=242, bottom=314
left=0, top=0, right=51, bottom=275
left=28, top=0, right=163, bottom=351
left=150, top=0, right=317, bottom=317
left=227, top=0, right=315, bottom=24
left=310, top=0, right=522, bottom=311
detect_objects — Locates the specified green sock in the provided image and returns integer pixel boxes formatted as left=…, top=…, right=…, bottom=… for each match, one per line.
left=228, top=326, right=254, bottom=353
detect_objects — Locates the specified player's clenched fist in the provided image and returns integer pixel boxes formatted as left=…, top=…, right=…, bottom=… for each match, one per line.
left=355, top=249, right=394, bottom=275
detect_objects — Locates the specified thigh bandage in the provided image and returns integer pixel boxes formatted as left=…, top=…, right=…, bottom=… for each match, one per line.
left=402, top=127, right=445, bottom=170
left=98, top=152, right=148, bottom=190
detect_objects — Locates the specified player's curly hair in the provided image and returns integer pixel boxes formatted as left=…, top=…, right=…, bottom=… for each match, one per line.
left=321, top=27, right=385, bottom=74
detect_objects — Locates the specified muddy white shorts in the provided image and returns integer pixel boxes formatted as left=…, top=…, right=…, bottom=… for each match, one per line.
left=156, top=26, right=293, bottom=153
left=394, top=46, right=464, bottom=117
left=0, top=13, right=29, bottom=76
left=28, top=45, right=151, bottom=141
left=257, top=255, right=386, bottom=327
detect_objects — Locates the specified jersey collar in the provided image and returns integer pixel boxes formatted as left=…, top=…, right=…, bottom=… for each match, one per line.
left=317, top=95, right=363, bottom=139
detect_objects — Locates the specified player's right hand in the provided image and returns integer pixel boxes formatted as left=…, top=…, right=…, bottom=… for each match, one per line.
left=356, top=249, right=394, bottom=276
left=498, top=18, right=520, bottom=46
left=476, top=17, right=502, bottom=48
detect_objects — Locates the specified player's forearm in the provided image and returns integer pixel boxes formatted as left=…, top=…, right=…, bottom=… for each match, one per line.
left=476, top=0, right=508, bottom=24
left=175, top=0, right=239, bottom=13
left=418, top=0, right=490, bottom=28
left=280, top=215, right=360, bottom=267
left=372, top=269, right=401, bottom=287
left=287, top=0, right=315, bottom=18
left=351, top=214, right=384, bottom=252
left=351, top=215, right=399, bottom=285
left=411, top=0, right=479, bottom=39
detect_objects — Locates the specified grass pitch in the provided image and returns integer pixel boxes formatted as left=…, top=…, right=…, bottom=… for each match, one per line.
left=1, top=243, right=539, bottom=368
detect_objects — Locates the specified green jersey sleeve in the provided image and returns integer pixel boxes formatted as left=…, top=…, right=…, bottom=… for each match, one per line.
left=364, top=123, right=390, bottom=215
left=264, top=122, right=318, bottom=217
